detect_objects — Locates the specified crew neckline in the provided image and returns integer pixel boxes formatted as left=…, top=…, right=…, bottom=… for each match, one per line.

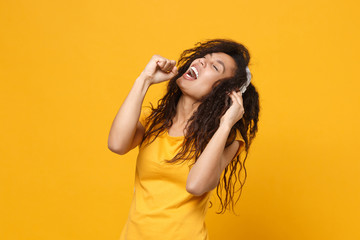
left=166, top=130, right=185, bottom=139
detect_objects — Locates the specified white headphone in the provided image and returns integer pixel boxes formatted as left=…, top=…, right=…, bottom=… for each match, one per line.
left=240, top=66, right=252, bottom=93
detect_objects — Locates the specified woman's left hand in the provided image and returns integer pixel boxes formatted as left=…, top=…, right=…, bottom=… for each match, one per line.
left=220, top=90, right=245, bottom=128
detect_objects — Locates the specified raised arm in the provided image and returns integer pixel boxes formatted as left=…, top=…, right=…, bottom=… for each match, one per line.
left=108, top=55, right=178, bottom=155
left=186, top=90, right=245, bottom=195
left=107, top=74, right=150, bottom=155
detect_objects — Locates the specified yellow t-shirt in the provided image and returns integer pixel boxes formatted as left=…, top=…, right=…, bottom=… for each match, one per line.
left=119, top=107, right=245, bottom=240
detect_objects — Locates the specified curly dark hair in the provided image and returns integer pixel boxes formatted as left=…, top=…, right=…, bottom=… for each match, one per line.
left=140, top=38, right=260, bottom=214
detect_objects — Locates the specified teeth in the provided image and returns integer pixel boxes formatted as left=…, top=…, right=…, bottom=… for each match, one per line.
left=190, top=66, right=199, bottom=79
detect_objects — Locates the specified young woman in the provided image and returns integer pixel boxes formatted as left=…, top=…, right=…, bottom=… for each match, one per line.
left=108, top=39, right=260, bottom=240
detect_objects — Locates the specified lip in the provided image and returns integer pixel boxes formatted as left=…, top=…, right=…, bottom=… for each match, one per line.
left=183, top=71, right=196, bottom=80
left=191, top=64, right=200, bottom=78
left=182, top=64, right=200, bottom=80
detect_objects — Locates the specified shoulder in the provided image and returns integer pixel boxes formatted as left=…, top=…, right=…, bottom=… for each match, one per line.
left=226, top=129, right=246, bottom=160
left=234, top=129, right=245, bottom=157
left=220, top=129, right=246, bottom=170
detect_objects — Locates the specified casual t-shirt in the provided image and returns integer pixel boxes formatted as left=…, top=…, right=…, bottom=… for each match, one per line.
left=119, top=106, right=245, bottom=240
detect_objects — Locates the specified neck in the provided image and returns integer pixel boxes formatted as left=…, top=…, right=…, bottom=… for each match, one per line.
left=173, top=94, right=200, bottom=126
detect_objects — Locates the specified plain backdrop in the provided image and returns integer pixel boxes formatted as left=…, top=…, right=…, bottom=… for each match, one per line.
left=0, top=0, right=359, bottom=239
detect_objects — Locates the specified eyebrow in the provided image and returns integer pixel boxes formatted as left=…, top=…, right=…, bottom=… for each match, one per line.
left=210, top=53, right=226, bottom=74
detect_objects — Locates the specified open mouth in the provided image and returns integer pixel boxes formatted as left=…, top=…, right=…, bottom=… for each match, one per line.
left=183, top=66, right=198, bottom=80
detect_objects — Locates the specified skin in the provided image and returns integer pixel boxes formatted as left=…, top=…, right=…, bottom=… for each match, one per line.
left=108, top=53, right=245, bottom=196
left=154, top=53, right=246, bottom=195
left=172, top=52, right=238, bottom=136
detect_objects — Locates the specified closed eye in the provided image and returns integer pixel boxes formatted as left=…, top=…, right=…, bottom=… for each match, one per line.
left=203, top=55, right=220, bottom=72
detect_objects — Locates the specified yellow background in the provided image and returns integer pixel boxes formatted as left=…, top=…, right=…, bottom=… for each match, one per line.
left=1, top=0, right=359, bottom=239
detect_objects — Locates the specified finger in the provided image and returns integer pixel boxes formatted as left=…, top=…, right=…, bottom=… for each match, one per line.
left=161, top=60, right=170, bottom=72
left=228, top=92, right=239, bottom=106
left=236, top=91, right=244, bottom=105
left=160, top=60, right=169, bottom=72
left=232, top=91, right=243, bottom=106
left=171, top=65, right=178, bottom=74
left=168, top=60, right=176, bottom=72
left=233, top=91, right=245, bottom=113
left=157, top=60, right=165, bottom=68
left=161, top=59, right=173, bottom=71
left=237, top=92, right=244, bottom=106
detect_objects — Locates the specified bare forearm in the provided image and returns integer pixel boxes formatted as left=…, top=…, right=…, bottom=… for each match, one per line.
left=186, top=123, right=231, bottom=195
left=108, top=73, right=151, bottom=153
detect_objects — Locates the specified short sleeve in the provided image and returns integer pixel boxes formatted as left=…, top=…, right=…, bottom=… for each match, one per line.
left=233, top=129, right=246, bottom=159
left=139, top=106, right=152, bottom=129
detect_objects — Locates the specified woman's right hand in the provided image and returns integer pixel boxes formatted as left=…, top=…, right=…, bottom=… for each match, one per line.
left=140, top=54, right=178, bottom=85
